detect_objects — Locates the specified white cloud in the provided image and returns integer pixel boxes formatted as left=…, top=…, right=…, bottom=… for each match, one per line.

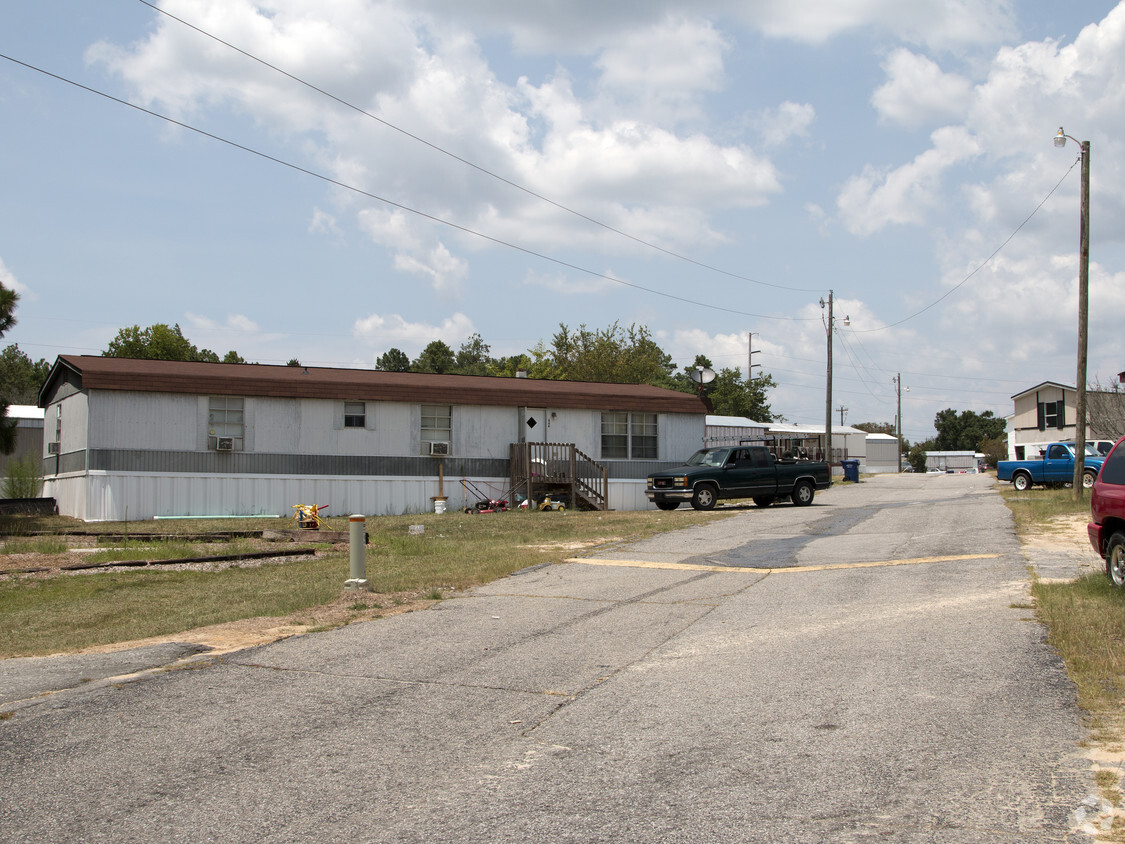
left=837, top=126, right=983, bottom=235
left=352, top=311, right=476, bottom=354
left=872, top=49, right=973, bottom=129
left=757, top=101, right=816, bottom=149
left=0, top=256, right=29, bottom=297
left=93, top=0, right=783, bottom=288
left=407, top=0, right=1018, bottom=53
left=594, top=16, right=727, bottom=122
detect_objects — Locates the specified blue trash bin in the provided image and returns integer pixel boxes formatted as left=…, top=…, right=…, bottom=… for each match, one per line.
left=841, top=459, right=860, bottom=483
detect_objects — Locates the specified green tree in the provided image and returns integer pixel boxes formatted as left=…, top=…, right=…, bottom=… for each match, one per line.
left=454, top=333, right=493, bottom=376
left=488, top=353, right=533, bottom=378
left=544, top=322, right=676, bottom=386
left=104, top=323, right=219, bottom=362
left=375, top=348, right=410, bottom=372
left=0, top=344, right=51, bottom=405
left=706, top=368, right=776, bottom=421
left=412, top=340, right=456, bottom=374
left=978, top=436, right=1006, bottom=469
left=932, top=408, right=1006, bottom=452
left=223, top=351, right=248, bottom=364
left=0, top=284, right=20, bottom=454
left=908, top=439, right=934, bottom=473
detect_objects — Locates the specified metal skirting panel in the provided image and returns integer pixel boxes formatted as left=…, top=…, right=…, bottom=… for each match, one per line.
left=85, top=449, right=509, bottom=479
left=603, top=460, right=682, bottom=479
left=54, top=472, right=658, bottom=521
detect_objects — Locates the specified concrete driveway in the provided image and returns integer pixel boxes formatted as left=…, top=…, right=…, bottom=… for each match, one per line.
left=0, top=473, right=1102, bottom=842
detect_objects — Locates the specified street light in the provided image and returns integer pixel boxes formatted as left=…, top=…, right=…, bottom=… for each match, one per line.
left=1054, top=127, right=1091, bottom=500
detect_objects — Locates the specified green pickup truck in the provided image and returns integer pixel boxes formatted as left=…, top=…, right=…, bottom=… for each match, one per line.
left=646, top=445, right=833, bottom=511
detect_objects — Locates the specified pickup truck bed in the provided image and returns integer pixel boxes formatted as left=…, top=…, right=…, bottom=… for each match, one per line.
left=646, top=445, right=832, bottom=511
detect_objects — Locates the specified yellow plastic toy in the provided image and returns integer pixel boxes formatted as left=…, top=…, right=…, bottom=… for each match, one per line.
left=292, top=503, right=328, bottom=530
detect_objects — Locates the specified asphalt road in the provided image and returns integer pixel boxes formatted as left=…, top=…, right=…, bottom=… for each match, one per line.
left=0, top=473, right=1101, bottom=842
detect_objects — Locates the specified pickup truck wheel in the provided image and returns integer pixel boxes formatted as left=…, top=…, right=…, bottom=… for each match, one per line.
left=1083, top=470, right=1097, bottom=489
left=655, top=501, right=680, bottom=511
left=1012, top=472, right=1032, bottom=492
left=1107, top=533, right=1125, bottom=588
left=790, top=480, right=814, bottom=507
left=691, top=484, right=718, bottom=511
left=752, top=496, right=775, bottom=508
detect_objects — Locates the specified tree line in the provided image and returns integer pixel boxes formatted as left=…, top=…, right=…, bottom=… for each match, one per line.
left=0, top=319, right=776, bottom=420
left=0, top=300, right=1030, bottom=460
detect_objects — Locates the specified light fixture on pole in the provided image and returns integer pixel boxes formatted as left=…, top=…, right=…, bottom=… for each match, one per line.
left=1054, top=127, right=1091, bottom=500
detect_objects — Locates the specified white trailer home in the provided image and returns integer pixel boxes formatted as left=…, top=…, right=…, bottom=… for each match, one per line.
left=38, top=356, right=709, bottom=521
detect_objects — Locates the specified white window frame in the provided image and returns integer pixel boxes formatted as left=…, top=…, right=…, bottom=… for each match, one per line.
left=601, top=411, right=657, bottom=459
left=343, top=401, right=366, bottom=429
left=421, top=404, right=452, bottom=455
left=208, top=396, right=245, bottom=451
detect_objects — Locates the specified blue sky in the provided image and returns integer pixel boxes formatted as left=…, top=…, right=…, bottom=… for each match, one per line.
left=1, top=0, right=1123, bottom=442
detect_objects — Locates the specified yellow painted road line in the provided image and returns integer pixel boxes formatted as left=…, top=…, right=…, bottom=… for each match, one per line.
left=563, top=553, right=1000, bottom=574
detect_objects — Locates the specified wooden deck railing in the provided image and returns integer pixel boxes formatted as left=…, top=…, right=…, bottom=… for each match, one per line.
left=509, top=442, right=608, bottom=511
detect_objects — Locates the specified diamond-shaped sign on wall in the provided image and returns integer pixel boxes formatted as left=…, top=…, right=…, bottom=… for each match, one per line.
left=526, top=417, right=538, bottom=429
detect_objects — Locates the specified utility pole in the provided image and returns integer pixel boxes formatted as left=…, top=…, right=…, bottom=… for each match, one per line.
left=837, top=405, right=848, bottom=426
left=748, top=332, right=761, bottom=382
left=821, top=291, right=834, bottom=467
left=1075, top=138, right=1091, bottom=499
left=1055, top=128, right=1091, bottom=500
left=893, top=373, right=903, bottom=473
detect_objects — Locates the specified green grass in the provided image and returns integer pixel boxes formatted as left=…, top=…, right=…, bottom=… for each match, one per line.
left=999, top=479, right=1125, bottom=830
left=0, top=508, right=727, bottom=658
left=1032, top=573, right=1125, bottom=741
left=1, top=536, right=69, bottom=555
left=998, top=483, right=1092, bottom=532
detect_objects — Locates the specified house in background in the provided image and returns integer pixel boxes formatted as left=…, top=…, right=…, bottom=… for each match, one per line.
left=1007, top=381, right=1125, bottom=460
left=703, top=416, right=869, bottom=473
left=0, top=405, right=45, bottom=482
left=38, top=356, right=710, bottom=521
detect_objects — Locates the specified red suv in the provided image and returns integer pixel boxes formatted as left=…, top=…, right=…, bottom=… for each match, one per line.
left=1088, top=435, right=1125, bottom=587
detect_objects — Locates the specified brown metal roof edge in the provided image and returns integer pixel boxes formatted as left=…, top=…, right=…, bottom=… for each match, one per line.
left=46, top=355, right=710, bottom=414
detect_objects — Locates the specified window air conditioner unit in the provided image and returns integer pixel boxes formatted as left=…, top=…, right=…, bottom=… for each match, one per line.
left=47, top=442, right=60, bottom=454
left=428, top=441, right=450, bottom=456
left=215, top=437, right=235, bottom=451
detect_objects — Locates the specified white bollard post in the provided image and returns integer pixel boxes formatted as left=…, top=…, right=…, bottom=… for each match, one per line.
left=345, top=514, right=369, bottom=590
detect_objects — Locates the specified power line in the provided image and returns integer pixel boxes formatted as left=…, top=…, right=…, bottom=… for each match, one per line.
left=137, top=0, right=823, bottom=295
left=0, top=50, right=819, bottom=324
left=851, top=158, right=1080, bottom=333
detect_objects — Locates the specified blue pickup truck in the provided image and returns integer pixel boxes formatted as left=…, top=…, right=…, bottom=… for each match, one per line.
left=997, top=442, right=1105, bottom=491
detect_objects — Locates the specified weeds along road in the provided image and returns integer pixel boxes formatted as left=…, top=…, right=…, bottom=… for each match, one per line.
left=0, top=473, right=1095, bottom=842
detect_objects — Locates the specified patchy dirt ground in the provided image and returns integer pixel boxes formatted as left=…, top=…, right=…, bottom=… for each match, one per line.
left=0, top=536, right=444, bottom=657
left=0, top=518, right=1097, bottom=660
left=1019, top=513, right=1092, bottom=554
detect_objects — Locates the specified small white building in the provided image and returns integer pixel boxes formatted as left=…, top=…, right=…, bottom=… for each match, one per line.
left=38, top=356, right=710, bottom=521
left=924, top=451, right=982, bottom=473
left=703, top=415, right=769, bottom=447
left=864, top=433, right=900, bottom=474
left=703, top=416, right=867, bottom=473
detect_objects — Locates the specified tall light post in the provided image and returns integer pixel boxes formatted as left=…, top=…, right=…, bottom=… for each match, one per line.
left=1054, top=127, right=1090, bottom=500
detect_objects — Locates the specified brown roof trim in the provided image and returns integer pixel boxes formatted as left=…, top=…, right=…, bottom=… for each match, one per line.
left=44, top=356, right=711, bottom=414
